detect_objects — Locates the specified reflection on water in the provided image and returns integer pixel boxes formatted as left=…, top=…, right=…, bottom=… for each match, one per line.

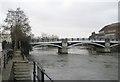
left=29, top=46, right=118, bottom=80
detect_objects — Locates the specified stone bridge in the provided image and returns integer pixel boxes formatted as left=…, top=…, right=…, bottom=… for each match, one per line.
left=31, top=39, right=120, bottom=54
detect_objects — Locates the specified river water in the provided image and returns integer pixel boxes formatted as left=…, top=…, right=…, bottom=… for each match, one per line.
left=29, top=46, right=118, bottom=80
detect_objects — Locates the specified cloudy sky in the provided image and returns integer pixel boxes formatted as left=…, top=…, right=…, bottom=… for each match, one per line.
left=0, top=0, right=119, bottom=38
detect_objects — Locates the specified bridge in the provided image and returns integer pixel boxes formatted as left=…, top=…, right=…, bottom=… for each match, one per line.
left=31, top=39, right=120, bottom=54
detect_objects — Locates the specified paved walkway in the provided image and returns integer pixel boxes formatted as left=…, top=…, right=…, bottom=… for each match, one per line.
left=2, top=58, right=13, bottom=80
left=13, top=50, right=27, bottom=61
left=2, top=50, right=31, bottom=81
left=2, top=50, right=13, bottom=81
left=13, top=50, right=31, bottom=81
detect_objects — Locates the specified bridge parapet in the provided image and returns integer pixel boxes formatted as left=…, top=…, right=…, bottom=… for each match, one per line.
left=31, top=38, right=119, bottom=43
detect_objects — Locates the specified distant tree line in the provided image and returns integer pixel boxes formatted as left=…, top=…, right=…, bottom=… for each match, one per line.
left=31, top=33, right=59, bottom=42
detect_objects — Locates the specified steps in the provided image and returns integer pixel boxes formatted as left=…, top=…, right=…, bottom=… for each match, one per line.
left=13, top=60, right=31, bottom=80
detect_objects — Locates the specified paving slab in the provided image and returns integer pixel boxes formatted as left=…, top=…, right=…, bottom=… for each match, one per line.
left=2, top=59, right=13, bottom=80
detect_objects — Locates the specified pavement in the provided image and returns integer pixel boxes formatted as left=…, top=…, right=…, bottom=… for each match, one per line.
left=13, top=50, right=31, bottom=81
left=2, top=50, right=31, bottom=81
left=2, top=58, right=13, bottom=81
left=0, top=75, right=1, bottom=82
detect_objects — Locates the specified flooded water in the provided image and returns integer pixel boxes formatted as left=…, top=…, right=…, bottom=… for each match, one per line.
left=29, top=46, right=118, bottom=80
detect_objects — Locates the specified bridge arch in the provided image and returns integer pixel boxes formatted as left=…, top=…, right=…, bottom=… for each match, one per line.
left=32, top=43, right=62, bottom=49
left=68, top=42, right=105, bottom=48
left=110, top=44, right=120, bottom=48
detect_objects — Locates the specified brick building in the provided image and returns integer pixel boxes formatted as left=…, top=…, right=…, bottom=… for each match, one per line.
left=89, top=23, right=120, bottom=40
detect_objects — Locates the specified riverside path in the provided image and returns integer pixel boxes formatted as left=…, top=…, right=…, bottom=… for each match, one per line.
left=2, top=50, right=31, bottom=81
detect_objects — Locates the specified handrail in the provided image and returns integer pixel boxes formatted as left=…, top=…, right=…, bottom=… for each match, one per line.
left=36, top=62, right=53, bottom=81
left=33, top=61, right=54, bottom=82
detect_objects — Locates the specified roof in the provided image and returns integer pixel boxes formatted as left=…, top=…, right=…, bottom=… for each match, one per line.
left=99, top=22, right=120, bottom=32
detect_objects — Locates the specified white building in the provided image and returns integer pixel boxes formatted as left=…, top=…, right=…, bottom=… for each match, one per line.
left=0, top=33, right=11, bottom=43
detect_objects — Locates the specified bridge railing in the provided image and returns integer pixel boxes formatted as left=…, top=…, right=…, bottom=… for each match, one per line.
left=33, top=61, right=54, bottom=82
left=31, top=38, right=119, bottom=43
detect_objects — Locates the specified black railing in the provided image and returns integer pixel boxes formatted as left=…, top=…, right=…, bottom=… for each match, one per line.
left=33, top=61, right=54, bottom=82
left=3, top=50, right=8, bottom=68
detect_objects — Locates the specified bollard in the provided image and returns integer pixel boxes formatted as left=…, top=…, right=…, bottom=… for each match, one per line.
left=33, top=62, right=36, bottom=82
left=4, top=54, right=6, bottom=68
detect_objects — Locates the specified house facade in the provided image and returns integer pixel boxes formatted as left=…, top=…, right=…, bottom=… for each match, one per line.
left=0, top=33, right=11, bottom=43
left=89, top=23, right=120, bottom=40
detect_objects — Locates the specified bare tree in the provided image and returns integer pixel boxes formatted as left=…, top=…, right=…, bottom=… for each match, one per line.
left=2, top=8, right=32, bottom=55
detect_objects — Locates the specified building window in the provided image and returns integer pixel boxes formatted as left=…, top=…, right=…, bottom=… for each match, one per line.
left=105, top=34, right=115, bottom=40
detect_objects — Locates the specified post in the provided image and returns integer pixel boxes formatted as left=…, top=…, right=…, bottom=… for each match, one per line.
left=104, top=38, right=111, bottom=52
left=33, top=62, right=36, bottom=82
left=41, top=70, right=44, bottom=82
left=4, top=53, right=5, bottom=68
left=14, top=39, right=17, bottom=51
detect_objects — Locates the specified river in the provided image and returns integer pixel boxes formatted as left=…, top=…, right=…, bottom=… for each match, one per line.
left=29, top=46, right=118, bottom=80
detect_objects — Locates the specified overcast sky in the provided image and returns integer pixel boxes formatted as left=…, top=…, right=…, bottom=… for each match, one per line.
left=0, top=0, right=119, bottom=38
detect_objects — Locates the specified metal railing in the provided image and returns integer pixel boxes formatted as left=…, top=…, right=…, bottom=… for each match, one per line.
left=3, top=50, right=8, bottom=68
left=3, top=49, right=13, bottom=68
left=32, top=37, right=120, bottom=42
left=33, top=61, right=54, bottom=82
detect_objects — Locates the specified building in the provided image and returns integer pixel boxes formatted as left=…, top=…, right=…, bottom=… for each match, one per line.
left=0, top=33, right=11, bottom=43
left=89, top=23, right=120, bottom=40
left=99, top=23, right=120, bottom=40
left=89, top=32, right=100, bottom=40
